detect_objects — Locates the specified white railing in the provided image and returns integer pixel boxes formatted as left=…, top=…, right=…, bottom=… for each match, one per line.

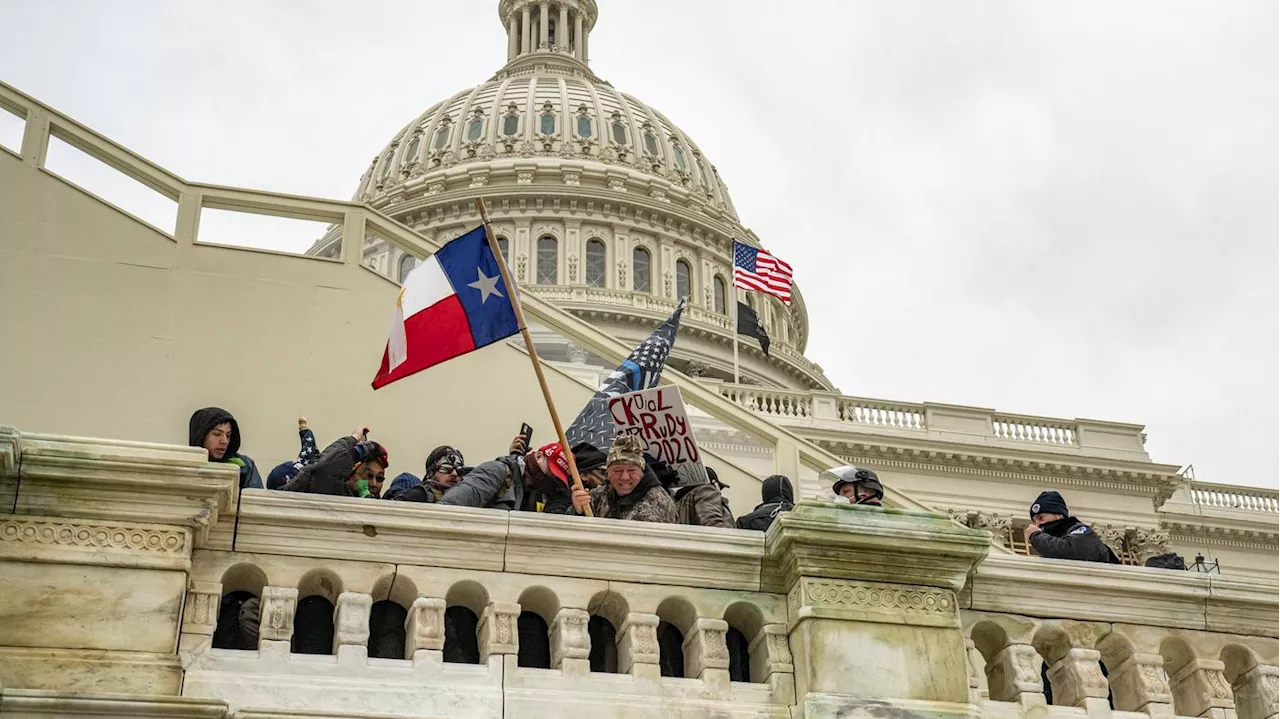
left=992, top=414, right=1077, bottom=446
left=1190, top=482, right=1279, bottom=513
left=838, top=397, right=925, bottom=430
left=722, top=386, right=814, bottom=419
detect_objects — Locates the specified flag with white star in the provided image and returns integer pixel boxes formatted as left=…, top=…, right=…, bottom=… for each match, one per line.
left=565, top=299, right=687, bottom=449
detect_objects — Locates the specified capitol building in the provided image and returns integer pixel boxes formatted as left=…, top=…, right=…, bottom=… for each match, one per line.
left=0, top=1, right=1275, bottom=718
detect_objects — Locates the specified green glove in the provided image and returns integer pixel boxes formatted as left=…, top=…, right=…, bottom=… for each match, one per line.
left=355, top=479, right=371, bottom=498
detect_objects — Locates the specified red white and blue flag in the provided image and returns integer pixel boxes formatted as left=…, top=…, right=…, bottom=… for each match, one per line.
left=372, top=226, right=520, bottom=389
left=732, top=240, right=793, bottom=305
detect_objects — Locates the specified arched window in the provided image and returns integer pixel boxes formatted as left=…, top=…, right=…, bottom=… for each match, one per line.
left=675, top=259, right=692, bottom=301
left=517, top=611, right=551, bottom=669
left=577, top=114, right=592, bottom=138
left=433, top=120, right=452, bottom=150
left=496, top=236, right=509, bottom=264
left=378, top=152, right=395, bottom=180
left=503, top=113, right=520, bottom=137
left=588, top=616, right=618, bottom=673
left=672, top=143, right=687, bottom=171
left=292, top=596, right=336, bottom=655
left=585, top=239, right=606, bottom=287
left=212, top=590, right=259, bottom=650
left=443, top=606, right=480, bottom=664
left=696, top=159, right=710, bottom=187
left=657, top=621, right=685, bottom=678
left=713, top=275, right=727, bottom=314
left=612, top=117, right=629, bottom=146
left=632, top=247, right=651, bottom=293
left=405, top=132, right=422, bottom=164
left=399, top=254, right=417, bottom=284
left=467, top=115, right=485, bottom=142
left=368, top=600, right=408, bottom=660
left=537, top=237, right=558, bottom=284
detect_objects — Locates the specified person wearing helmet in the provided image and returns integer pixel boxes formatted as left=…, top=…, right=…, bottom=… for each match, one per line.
left=282, top=426, right=389, bottom=498
left=823, top=465, right=884, bottom=507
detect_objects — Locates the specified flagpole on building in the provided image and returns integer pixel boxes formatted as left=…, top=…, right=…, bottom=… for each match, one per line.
left=475, top=199, right=593, bottom=516
left=732, top=288, right=741, bottom=384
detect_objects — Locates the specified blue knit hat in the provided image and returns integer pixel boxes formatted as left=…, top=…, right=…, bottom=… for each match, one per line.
left=388, top=472, right=421, bottom=495
left=1030, top=491, right=1069, bottom=519
left=267, top=461, right=300, bottom=490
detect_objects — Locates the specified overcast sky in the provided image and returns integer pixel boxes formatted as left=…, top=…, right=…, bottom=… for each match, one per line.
left=2, top=0, right=1275, bottom=488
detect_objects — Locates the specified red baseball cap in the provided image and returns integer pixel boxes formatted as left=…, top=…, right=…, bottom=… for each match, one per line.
left=537, top=442, right=571, bottom=484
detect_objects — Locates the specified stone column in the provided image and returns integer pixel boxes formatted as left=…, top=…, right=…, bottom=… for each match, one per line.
left=479, top=601, right=521, bottom=662
left=550, top=608, right=590, bottom=671
left=1109, top=652, right=1175, bottom=717
left=1171, top=659, right=1238, bottom=719
left=1047, top=647, right=1111, bottom=708
left=617, top=612, right=661, bottom=679
left=557, top=3, right=568, bottom=50
left=749, top=624, right=797, bottom=704
left=963, top=638, right=989, bottom=704
left=507, top=14, right=519, bottom=60
left=987, top=643, right=1048, bottom=707
left=539, top=3, right=550, bottom=48
left=521, top=5, right=531, bottom=53
left=1231, top=664, right=1278, bottom=719
left=405, top=597, right=445, bottom=659
left=258, top=586, right=298, bottom=648
left=182, top=581, right=221, bottom=637
left=764, top=502, right=991, bottom=719
left=683, top=617, right=730, bottom=685
left=333, top=592, right=372, bottom=661
left=574, top=10, right=584, bottom=59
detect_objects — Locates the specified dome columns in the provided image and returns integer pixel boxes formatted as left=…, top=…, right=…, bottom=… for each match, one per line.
left=500, top=0, right=595, bottom=66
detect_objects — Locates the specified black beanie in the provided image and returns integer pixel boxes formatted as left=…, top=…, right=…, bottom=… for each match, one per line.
left=425, top=445, right=464, bottom=475
left=1030, top=491, right=1069, bottom=519
left=570, top=442, right=608, bottom=473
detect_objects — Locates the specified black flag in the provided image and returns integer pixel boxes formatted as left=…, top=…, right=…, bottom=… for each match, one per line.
left=565, top=299, right=687, bottom=450
left=736, top=301, right=770, bottom=356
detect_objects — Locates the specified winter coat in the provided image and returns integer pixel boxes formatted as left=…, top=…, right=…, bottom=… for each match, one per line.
left=189, top=407, right=263, bottom=490
left=281, top=436, right=362, bottom=496
left=735, top=476, right=794, bottom=532
left=1029, top=517, right=1121, bottom=564
left=588, top=468, right=678, bottom=523
left=406, top=456, right=525, bottom=510
left=673, top=483, right=735, bottom=528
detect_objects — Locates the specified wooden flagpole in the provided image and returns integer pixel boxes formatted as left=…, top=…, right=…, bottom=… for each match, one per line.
left=475, top=198, right=593, bottom=517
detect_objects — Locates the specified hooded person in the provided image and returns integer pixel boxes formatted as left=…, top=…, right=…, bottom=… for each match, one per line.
left=667, top=462, right=735, bottom=529
left=822, top=465, right=884, bottom=507
left=1023, top=491, right=1120, bottom=564
left=281, top=426, right=388, bottom=498
left=189, top=407, right=263, bottom=490
left=571, top=434, right=678, bottom=523
left=735, top=475, right=794, bottom=532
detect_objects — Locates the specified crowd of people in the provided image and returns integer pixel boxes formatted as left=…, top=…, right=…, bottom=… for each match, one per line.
left=189, top=406, right=1128, bottom=564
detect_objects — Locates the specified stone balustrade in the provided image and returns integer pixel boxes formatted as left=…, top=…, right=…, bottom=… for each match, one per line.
left=1190, top=482, right=1280, bottom=514
left=716, top=382, right=1162, bottom=460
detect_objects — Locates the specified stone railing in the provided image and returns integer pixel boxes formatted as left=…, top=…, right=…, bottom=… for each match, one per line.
left=717, top=383, right=1153, bottom=460
left=1, top=426, right=1276, bottom=719
left=1191, top=482, right=1279, bottom=514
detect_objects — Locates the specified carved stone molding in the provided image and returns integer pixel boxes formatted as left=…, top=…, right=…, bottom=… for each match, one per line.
left=1047, top=647, right=1110, bottom=707
left=334, top=592, right=373, bottom=652
left=406, top=597, right=446, bottom=655
left=1232, top=664, right=1278, bottom=719
left=182, top=580, right=222, bottom=636
left=617, top=612, right=660, bottom=674
left=259, top=586, right=298, bottom=644
left=682, top=616, right=729, bottom=678
left=1171, top=658, right=1236, bottom=718
left=787, top=576, right=958, bottom=629
left=1109, top=652, right=1174, bottom=713
left=479, top=601, right=521, bottom=659
left=550, top=607, right=590, bottom=669
left=0, top=516, right=190, bottom=570
left=747, top=623, right=793, bottom=680
left=987, top=643, right=1047, bottom=703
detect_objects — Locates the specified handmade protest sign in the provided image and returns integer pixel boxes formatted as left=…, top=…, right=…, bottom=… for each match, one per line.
left=607, top=385, right=708, bottom=483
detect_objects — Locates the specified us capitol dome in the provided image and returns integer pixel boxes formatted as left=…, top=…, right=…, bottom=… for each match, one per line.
left=309, top=0, right=834, bottom=392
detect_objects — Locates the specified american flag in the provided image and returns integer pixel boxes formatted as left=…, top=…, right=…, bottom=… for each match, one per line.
left=565, top=300, right=686, bottom=450
left=733, top=240, right=793, bottom=305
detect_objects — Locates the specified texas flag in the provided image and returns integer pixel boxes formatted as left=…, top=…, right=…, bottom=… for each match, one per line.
left=372, top=226, right=520, bottom=389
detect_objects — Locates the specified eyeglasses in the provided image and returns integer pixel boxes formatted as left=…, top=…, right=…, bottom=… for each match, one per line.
left=435, top=465, right=459, bottom=475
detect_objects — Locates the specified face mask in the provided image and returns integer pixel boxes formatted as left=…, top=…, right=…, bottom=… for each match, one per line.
left=355, top=478, right=372, bottom=498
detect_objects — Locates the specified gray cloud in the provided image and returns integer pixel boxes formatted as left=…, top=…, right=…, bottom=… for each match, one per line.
left=2, top=0, right=1274, bottom=487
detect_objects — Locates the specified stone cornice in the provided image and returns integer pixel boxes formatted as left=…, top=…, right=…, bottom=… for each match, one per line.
left=813, top=436, right=1184, bottom=502
left=0, top=515, right=191, bottom=571
left=0, top=689, right=227, bottom=717
left=0, top=426, right=237, bottom=547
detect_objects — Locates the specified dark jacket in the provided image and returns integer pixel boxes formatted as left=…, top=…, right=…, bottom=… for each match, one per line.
left=735, top=476, right=794, bottom=532
left=282, top=436, right=362, bottom=496
left=1029, top=517, right=1121, bottom=564
left=397, top=456, right=525, bottom=510
left=189, top=407, right=262, bottom=490
left=670, top=464, right=735, bottom=529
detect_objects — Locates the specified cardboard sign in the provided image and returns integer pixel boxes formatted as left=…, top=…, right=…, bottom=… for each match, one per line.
left=608, top=385, right=707, bottom=480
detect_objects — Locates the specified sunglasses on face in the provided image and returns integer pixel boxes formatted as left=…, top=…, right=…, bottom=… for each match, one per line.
left=435, top=465, right=459, bottom=475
